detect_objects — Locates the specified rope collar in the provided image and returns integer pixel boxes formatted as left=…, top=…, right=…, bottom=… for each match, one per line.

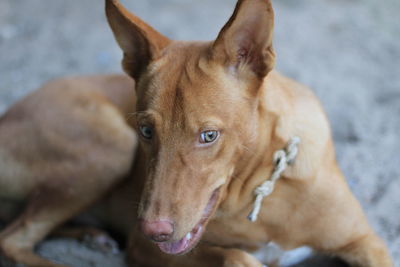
left=247, top=137, right=301, bottom=222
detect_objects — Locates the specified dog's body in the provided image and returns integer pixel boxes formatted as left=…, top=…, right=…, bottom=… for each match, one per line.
left=0, top=75, right=138, bottom=266
left=0, top=0, right=393, bottom=266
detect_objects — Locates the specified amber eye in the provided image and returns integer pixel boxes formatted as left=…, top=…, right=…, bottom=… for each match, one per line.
left=200, top=130, right=219, bottom=144
left=139, top=125, right=153, bottom=140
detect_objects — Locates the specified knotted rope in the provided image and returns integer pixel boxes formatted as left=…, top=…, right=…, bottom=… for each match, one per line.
left=247, top=137, right=301, bottom=222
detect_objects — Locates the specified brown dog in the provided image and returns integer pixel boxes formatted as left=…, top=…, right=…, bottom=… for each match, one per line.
left=105, top=0, right=393, bottom=266
left=0, top=0, right=393, bottom=266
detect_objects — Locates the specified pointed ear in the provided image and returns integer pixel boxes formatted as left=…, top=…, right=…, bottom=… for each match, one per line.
left=212, top=0, right=275, bottom=80
left=106, top=0, right=171, bottom=80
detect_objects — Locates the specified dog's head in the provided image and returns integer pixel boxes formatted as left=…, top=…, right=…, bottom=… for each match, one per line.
left=106, top=0, right=275, bottom=255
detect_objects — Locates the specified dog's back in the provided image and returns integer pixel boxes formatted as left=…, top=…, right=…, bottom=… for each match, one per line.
left=0, top=74, right=137, bottom=215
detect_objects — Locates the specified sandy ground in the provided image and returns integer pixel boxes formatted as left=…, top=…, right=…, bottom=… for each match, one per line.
left=0, top=0, right=399, bottom=266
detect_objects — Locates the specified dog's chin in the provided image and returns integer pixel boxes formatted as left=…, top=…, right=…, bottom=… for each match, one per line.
left=156, top=188, right=220, bottom=255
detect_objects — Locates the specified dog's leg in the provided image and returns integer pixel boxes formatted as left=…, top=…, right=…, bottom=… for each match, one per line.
left=0, top=191, right=75, bottom=266
left=332, top=232, right=393, bottom=267
left=300, top=166, right=394, bottom=267
left=0, top=182, right=116, bottom=267
left=213, top=247, right=265, bottom=267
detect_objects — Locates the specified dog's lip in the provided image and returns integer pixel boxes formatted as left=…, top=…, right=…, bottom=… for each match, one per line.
left=156, top=188, right=220, bottom=255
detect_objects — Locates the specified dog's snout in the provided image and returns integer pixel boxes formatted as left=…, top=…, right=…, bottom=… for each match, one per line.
left=139, top=219, right=174, bottom=242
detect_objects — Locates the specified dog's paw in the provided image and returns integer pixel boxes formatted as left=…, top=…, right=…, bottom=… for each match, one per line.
left=223, top=249, right=264, bottom=267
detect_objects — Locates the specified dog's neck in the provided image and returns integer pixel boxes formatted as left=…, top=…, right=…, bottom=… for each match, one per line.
left=218, top=71, right=291, bottom=215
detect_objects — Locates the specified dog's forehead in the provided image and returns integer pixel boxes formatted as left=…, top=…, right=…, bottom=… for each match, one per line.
left=141, top=42, right=242, bottom=126
left=146, top=42, right=209, bottom=91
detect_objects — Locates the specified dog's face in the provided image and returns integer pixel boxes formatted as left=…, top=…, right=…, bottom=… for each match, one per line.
left=106, top=0, right=275, bottom=255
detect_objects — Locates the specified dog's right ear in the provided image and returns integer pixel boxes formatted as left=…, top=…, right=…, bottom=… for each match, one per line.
left=106, top=0, right=170, bottom=80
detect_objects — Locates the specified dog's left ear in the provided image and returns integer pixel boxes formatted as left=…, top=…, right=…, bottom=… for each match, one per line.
left=212, top=0, right=275, bottom=80
left=106, top=0, right=170, bottom=80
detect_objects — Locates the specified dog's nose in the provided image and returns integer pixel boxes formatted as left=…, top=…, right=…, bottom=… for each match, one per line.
left=139, top=219, right=174, bottom=242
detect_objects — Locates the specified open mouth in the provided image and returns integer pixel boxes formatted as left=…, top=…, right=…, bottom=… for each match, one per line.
left=156, top=188, right=220, bottom=255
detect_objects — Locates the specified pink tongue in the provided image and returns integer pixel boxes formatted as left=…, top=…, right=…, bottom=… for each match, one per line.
left=157, top=236, right=188, bottom=255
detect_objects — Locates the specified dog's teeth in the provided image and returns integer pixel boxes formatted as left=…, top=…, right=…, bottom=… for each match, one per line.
left=185, top=232, right=192, bottom=240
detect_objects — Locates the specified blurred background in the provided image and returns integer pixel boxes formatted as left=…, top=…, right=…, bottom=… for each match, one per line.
left=0, top=0, right=399, bottom=266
